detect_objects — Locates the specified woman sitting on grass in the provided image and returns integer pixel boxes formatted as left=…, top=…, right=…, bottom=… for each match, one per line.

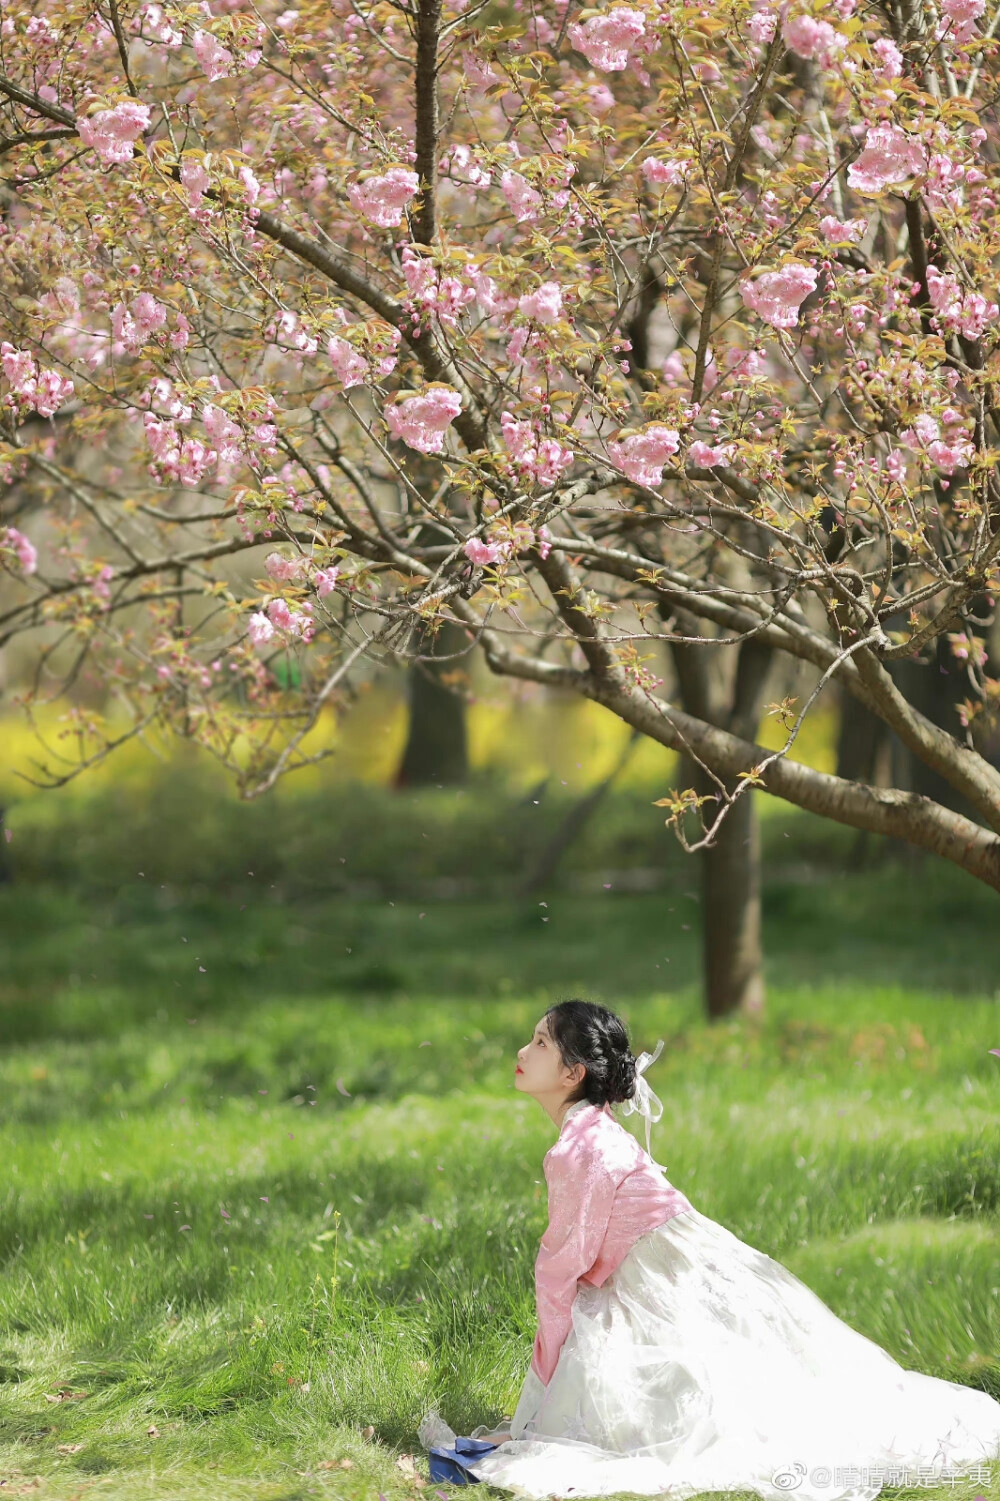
left=464, top=999, right=1000, bottom=1501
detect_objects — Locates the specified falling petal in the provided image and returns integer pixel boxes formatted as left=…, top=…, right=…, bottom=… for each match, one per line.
left=418, top=1041, right=431, bottom=1047
left=336, top=1078, right=352, bottom=1096
left=179, top=1224, right=191, bottom=1231
left=143, top=1213, right=154, bottom=1219
left=260, top=1196, right=269, bottom=1202
left=989, top=1050, right=1000, bottom=1057
left=220, top=1208, right=231, bottom=1219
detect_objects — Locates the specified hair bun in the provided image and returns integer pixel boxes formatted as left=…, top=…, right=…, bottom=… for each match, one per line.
left=605, top=1049, right=637, bottom=1106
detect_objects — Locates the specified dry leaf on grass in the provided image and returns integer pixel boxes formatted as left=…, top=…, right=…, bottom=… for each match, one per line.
left=147, top=1425, right=160, bottom=1437
left=362, top=1425, right=376, bottom=1440
left=396, top=1454, right=428, bottom=1487
left=44, top=1388, right=89, bottom=1403
left=57, top=1443, right=86, bottom=1454
left=317, top=1459, right=355, bottom=1470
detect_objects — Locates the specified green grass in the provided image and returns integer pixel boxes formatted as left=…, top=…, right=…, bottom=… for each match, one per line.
left=1, top=859, right=1000, bottom=1500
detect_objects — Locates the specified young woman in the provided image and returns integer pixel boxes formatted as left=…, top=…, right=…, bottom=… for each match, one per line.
left=465, top=1000, right=1000, bottom=1500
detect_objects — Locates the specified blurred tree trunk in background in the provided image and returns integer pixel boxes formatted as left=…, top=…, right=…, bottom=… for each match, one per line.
left=670, top=618, right=773, bottom=1020
left=395, top=619, right=469, bottom=787
left=836, top=593, right=999, bottom=820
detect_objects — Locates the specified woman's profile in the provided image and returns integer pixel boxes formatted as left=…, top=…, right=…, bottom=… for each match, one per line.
left=462, top=999, right=1000, bottom=1500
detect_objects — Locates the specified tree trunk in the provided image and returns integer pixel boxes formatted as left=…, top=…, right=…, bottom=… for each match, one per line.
left=694, top=767, right=764, bottom=1019
left=671, top=625, right=771, bottom=1020
left=395, top=619, right=469, bottom=787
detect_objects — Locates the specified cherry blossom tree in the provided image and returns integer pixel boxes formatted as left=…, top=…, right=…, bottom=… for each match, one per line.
left=2, top=0, right=1000, bottom=1014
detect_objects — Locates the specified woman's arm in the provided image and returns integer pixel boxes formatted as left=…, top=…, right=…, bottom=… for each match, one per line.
left=531, top=1140, right=618, bottom=1386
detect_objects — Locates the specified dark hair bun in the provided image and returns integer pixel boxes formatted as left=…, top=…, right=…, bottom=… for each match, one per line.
left=605, top=1048, right=638, bottom=1106
left=544, top=999, right=638, bottom=1108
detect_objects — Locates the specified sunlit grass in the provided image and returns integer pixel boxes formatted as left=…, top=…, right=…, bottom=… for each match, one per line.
left=2, top=872, right=1000, bottom=1500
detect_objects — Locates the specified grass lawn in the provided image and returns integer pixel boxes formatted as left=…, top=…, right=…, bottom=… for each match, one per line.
left=1, top=858, right=999, bottom=1501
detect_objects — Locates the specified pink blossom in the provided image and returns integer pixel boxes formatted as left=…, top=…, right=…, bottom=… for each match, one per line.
left=927, top=439, right=973, bottom=473
left=248, top=611, right=275, bottom=645
left=267, top=597, right=311, bottom=635
left=518, top=281, right=563, bottom=323
left=327, top=335, right=368, bottom=388
left=847, top=124, right=926, bottom=195
left=568, top=8, right=645, bottom=71
left=900, top=414, right=974, bottom=473
left=781, top=14, right=846, bottom=64
left=536, top=525, right=553, bottom=560
left=947, top=631, right=988, bottom=667
left=180, top=156, right=211, bottom=208
left=202, top=404, right=243, bottom=464
left=265, top=552, right=306, bottom=582
left=77, top=99, right=151, bottom=165
left=436, top=276, right=477, bottom=325
left=607, top=425, right=680, bottom=486
left=871, top=37, right=903, bottom=77
left=641, top=157, right=687, bottom=188
left=473, top=272, right=500, bottom=315
left=141, top=3, right=183, bottom=45
left=178, top=438, right=212, bottom=486
left=92, top=563, right=115, bottom=601
left=111, top=292, right=167, bottom=353
left=441, top=145, right=491, bottom=189
left=269, top=310, right=317, bottom=356
left=314, top=566, right=339, bottom=597
left=587, top=83, right=617, bottom=112
left=926, top=266, right=998, bottom=339
left=385, top=386, right=463, bottom=454
left=885, top=449, right=907, bottom=483
left=748, top=7, right=778, bottom=42
left=464, top=537, right=501, bottom=565
left=464, top=52, right=502, bottom=88
left=501, top=412, right=574, bottom=485
left=923, top=153, right=969, bottom=212
left=0, top=342, right=74, bottom=418
left=1, top=525, right=37, bottom=575
left=725, top=348, right=768, bottom=378
left=938, top=0, right=984, bottom=42
left=501, top=170, right=544, bottom=223
left=740, top=263, right=818, bottom=329
left=347, top=166, right=419, bottom=228
left=819, top=214, right=866, bottom=243
left=192, top=29, right=234, bottom=79
left=239, top=164, right=260, bottom=205
left=688, top=440, right=733, bottom=468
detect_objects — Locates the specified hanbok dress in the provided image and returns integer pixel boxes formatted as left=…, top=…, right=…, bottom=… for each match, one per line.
left=466, top=1066, right=1000, bottom=1501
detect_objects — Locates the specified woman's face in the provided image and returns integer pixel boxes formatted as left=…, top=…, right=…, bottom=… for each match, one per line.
left=514, top=1015, right=584, bottom=1102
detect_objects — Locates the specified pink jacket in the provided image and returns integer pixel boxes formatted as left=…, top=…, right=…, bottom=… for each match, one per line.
left=530, top=1098, right=693, bottom=1386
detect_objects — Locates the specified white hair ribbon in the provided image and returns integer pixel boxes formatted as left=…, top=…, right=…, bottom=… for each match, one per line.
left=615, top=1038, right=666, bottom=1170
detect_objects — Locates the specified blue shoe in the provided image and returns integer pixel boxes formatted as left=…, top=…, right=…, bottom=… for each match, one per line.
left=428, top=1436, right=499, bottom=1485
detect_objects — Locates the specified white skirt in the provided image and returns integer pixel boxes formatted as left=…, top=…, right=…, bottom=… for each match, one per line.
left=467, top=1208, right=1000, bottom=1501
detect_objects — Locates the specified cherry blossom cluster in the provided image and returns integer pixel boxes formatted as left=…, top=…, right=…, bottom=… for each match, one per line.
left=111, top=294, right=190, bottom=355
left=348, top=166, right=420, bottom=228
left=925, top=267, right=998, bottom=340
left=385, top=386, right=463, bottom=453
left=248, top=597, right=316, bottom=647
left=0, top=525, right=38, bottom=576
left=77, top=100, right=151, bottom=165
left=0, top=342, right=74, bottom=419
left=740, top=265, right=818, bottom=330
left=501, top=412, right=575, bottom=486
